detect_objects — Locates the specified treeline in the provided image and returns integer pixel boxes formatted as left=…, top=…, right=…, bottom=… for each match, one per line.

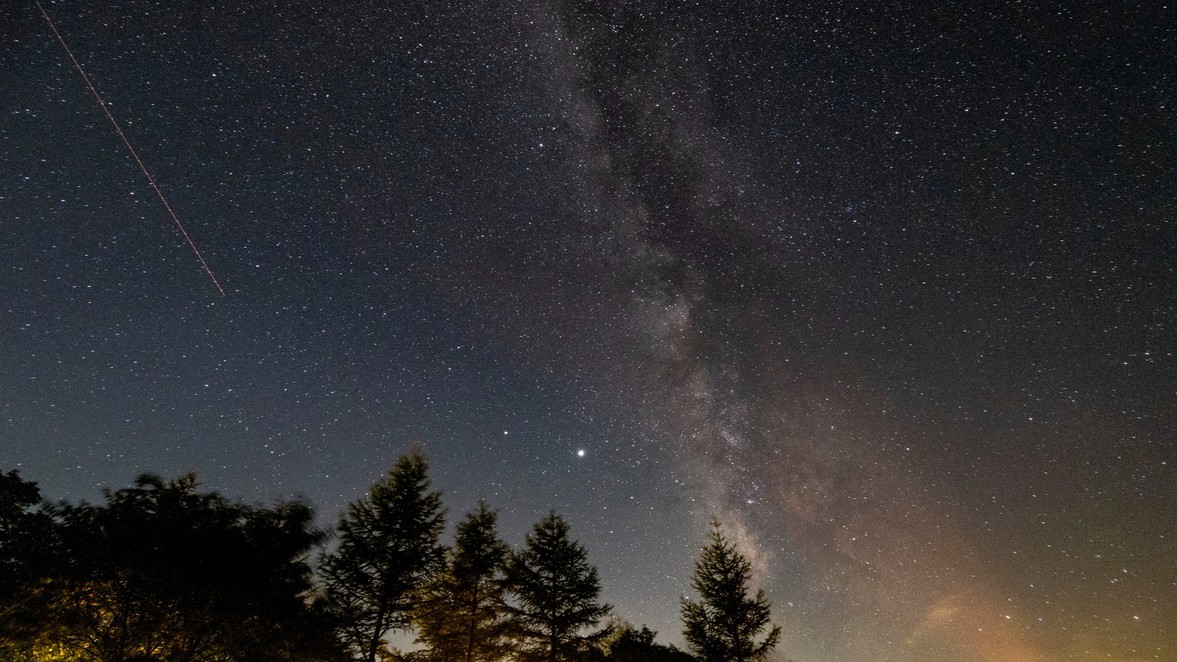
left=1, top=451, right=781, bottom=662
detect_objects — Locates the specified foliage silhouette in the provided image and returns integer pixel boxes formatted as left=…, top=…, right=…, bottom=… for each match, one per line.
left=1, top=471, right=341, bottom=662
left=3, top=467, right=798, bottom=662
left=681, top=521, right=781, bottom=662
left=507, top=511, right=611, bottom=662
left=0, top=470, right=59, bottom=660
left=413, top=500, right=511, bottom=662
left=321, top=450, right=445, bottom=662
left=601, top=622, right=694, bottom=662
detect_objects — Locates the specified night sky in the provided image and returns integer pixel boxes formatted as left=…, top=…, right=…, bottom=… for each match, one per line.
left=3, top=1, right=1175, bottom=660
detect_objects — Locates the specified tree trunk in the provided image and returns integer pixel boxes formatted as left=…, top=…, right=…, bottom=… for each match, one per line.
left=464, top=584, right=478, bottom=662
left=368, top=593, right=389, bottom=662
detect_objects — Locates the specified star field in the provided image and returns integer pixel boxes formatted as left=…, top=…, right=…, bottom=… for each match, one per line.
left=2, top=2, right=1175, bottom=660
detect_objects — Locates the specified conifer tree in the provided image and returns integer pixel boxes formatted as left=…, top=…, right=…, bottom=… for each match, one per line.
left=680, top=522, right=781, bottom=662
left=414, top=501, right=511, bottom=662
left=322, top=450, right=445, bottom=662
left=507, top=511, right=611, bottom=662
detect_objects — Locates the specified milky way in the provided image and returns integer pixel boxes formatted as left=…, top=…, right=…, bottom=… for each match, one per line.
left=3, top=2, right=1174, bottom=660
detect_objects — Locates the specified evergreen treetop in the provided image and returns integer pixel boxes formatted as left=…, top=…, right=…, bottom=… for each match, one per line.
left=322, top=449, right=446, bottom=662
left=681, top=521, right=781, bottom=662
left=414, top=500, right=511, bottom=662
left=508, top=511, right=611, bottom=662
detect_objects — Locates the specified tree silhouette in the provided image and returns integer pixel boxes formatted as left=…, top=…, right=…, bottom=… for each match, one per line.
left=507, top=511, right=611, bottom=662
left=321, top=449, right=445, bottom=662
left=681, top=522, right=781, bottom=662
left=5, top=464, right=796, bottom=662
left=2, top=472, right=341, bottom=662
left=0, top=470, right=59, bottom=659
left=603, top=622, right=694, bottom=662
left=414, top=500, right=511, bottom=662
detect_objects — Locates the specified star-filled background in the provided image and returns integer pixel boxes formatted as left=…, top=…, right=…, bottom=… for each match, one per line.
left=3, top=1, right=1174, bottom=660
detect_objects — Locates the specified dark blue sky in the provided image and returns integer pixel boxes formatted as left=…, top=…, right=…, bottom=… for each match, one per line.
left=3, top=2, right=1174, bottom=660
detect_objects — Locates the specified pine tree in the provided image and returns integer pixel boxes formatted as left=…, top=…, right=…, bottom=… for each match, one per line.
left=414, top=501, right=511, bottom=662
left=680, top=522, right=781, bottom=662
left=322, top=450, right=445, bottom=662
left=507, top=511, right=611, bottom=662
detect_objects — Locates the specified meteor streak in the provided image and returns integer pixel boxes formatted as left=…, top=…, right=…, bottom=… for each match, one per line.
left=36, top=1, right=224, bottom=295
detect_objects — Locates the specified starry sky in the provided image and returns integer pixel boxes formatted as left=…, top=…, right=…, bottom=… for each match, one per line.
left=3, top=1, right=1175, bottom=660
